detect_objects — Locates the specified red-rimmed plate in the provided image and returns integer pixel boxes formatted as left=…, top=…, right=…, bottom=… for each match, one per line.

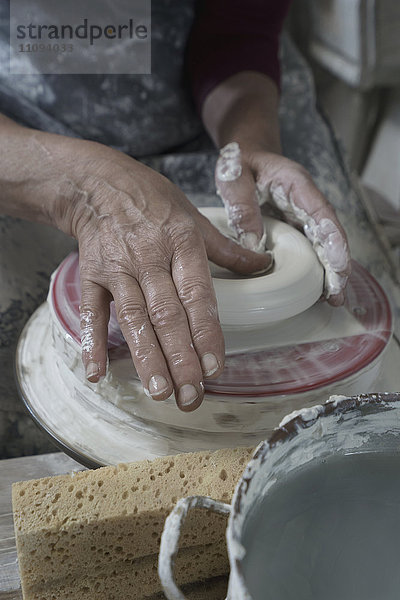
left=50, top=253, right=392, bottom=397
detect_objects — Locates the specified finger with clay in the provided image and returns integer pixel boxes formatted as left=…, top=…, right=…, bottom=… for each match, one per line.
left=259, top=166, right=351, bottom=306
left=203, top=72, right=350, bottom=307
left=214, top=141, right=350, bottom=305
left=215, top=142, right=272, bottom=267
left=214, top=143, right=350, bottom=304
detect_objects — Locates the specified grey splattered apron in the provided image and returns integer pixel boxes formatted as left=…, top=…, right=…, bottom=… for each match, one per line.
left=0, top=1, right=396, bottom=457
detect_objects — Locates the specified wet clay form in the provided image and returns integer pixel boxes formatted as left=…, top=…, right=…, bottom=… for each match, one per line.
left=201, top=207, right=324, bottom=327
left=15, top=209, right=393, bottom=466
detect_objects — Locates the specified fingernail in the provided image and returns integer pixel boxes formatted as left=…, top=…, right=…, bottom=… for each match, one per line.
left=86, top=361, right=100, bottom=382
left=148, top=374, right=169, bottom=397
left=240, top=232, right=261, bottom=252
left=201, top=353, right=219, bottom=377
left=178, top=384, right=199, bottom=407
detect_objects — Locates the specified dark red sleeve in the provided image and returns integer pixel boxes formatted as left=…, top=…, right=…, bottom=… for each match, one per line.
left=186, top=0, right=292, bottom=113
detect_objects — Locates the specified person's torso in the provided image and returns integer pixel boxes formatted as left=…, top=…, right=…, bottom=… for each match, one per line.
left=0, top=0, right=203, bottom=156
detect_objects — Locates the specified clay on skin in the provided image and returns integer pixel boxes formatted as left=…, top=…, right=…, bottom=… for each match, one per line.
left=80, top=309, right=95, bottom=355
left=216, top=142, right=243, bottom=182
left=263, top=182, right=350, bottom=298
left=216, top=142, right=268, bottom=254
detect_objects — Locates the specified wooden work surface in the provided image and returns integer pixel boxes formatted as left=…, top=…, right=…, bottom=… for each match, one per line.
left=0, top=452, right=228, bottom=600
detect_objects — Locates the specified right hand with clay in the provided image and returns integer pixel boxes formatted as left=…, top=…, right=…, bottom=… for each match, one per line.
left=0, top=116, right=271, bottom=411
left=215, top=145, right=351, bottom=306
left=202, top=72, right=351, bottom=306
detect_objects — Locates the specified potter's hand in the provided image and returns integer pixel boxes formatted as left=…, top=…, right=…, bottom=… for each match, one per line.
left=55, top=146, right=275, bottom=415
left=202, top=72, right=350, bottom=306
left=0, top=116, right=271, bottom=411
left=61, top=145, right=273, bottom=410
left=216, top=147, right=351, bottom=305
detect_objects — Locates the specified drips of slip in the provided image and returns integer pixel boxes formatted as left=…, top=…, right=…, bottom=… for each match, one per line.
left=242, top=451, right=400, bottom=600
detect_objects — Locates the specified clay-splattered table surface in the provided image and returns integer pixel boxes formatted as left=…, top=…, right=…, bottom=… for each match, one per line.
left=0, top=452, right=227, bottom=600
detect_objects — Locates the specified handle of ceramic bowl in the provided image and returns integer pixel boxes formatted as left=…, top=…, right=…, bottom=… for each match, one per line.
left=158, top=495, right=231, bottom=600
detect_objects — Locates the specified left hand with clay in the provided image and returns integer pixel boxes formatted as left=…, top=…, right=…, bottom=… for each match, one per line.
left=202, top=72, right=351, bottom=306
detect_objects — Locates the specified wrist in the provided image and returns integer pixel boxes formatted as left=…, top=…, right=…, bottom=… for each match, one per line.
left=202, top=71, right=282, bottom=157
left=0, top=116, right=112, bottom=237
left=0, top=118, right=74, bottom=228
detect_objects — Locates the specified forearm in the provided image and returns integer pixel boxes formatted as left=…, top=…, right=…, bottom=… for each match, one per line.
left=201, top=71, right=282, bottom=155
left=0, top=114, right=87, bottom=229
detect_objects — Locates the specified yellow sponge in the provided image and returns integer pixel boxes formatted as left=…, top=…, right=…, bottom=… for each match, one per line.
left=12, top=446, right=253, bottom=599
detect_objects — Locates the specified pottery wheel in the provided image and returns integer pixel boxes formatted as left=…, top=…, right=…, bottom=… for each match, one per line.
left=15, top=208, right=393, bottom=466
left=47, top=208, right=392, bottom=395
